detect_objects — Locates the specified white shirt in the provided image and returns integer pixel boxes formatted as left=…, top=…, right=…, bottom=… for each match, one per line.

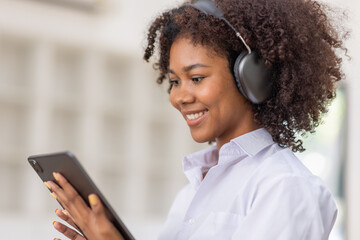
left=158, top=128, right=337, bottom=240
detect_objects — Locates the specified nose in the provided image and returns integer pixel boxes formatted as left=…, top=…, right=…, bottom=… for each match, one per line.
left=170, top=82, right=195, bottom=107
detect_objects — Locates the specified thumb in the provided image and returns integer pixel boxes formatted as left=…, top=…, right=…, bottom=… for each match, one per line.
left=88, top=194, right=107, bottom=220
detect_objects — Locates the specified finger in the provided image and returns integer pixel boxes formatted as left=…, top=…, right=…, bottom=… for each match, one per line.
left=44, top=183, right=64, bottom=210
left=48, top=174, right=89, bottom=217
left=47, top=179, right=90, bottom=233
left=88, top=194, right=108, bottom=222
left=53, top=221, right=85, bottom=240
left=53, top=173, right=87, bottom=208
left=53, top=172, right=77, bottom=197
left=46, top=181, right=69, bottom=210
left=55, top=208, right=79, bottom=230
left=88, top=194, right=124, bottom=240
left=44, top=182, right=58, bottom=201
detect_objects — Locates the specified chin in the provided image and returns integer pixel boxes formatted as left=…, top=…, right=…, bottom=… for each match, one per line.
left=190, top=131, right=214, bottom=143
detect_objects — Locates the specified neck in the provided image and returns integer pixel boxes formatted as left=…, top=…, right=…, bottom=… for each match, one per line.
left=215, top=118, right=260, bottom=152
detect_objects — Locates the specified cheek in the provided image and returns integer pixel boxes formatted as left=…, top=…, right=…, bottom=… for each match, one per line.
left=198, top=84, right=227, bottom=107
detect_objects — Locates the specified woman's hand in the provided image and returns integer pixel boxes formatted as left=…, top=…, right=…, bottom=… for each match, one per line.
left=53, top=208, right=85, bottom=240
left=45, top=172, right=124, bottom=240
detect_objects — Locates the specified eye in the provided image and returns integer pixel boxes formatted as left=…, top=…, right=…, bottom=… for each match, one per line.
left=192, top=77, right=204, bottom=83
left=169, top=79, right=180, bottom=88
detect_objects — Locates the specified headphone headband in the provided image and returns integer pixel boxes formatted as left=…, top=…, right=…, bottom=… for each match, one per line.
left=184, top=0, right=252, bottom=53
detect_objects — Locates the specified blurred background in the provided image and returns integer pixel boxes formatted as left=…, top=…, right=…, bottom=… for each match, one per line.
left=0, top=0, right=358, bottom=239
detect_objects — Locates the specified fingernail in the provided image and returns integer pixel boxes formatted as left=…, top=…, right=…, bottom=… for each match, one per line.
left=53, top=172, right=59, bottom=181
left=55, top=208, right=59, bottom=213
left=50, top=192, right=57, bottom=200
left=88, top=194, right=98, bottom=205
left=62, top=209, right=69, bottom=216
left=44, top=182, right=51, bottom=190
left=53, top=221, right=56, bottom=225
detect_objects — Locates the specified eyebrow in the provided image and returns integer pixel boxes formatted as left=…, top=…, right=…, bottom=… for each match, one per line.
left=168, top=63, right=210, bottom=74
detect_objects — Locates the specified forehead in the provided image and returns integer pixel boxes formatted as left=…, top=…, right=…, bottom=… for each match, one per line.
left=169, top=37, right=227, bottom=69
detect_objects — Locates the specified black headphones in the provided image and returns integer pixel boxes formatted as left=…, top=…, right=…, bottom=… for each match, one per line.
left=184, top=0, right=272, bottom=104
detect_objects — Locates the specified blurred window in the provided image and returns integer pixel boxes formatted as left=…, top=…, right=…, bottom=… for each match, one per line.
left=296, top=86, right=346, bottom=240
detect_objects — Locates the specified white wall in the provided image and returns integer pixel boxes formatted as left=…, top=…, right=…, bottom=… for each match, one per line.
left=339, top=0, right=360, bottom=239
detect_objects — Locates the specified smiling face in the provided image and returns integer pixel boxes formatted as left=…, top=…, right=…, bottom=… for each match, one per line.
left=169, top=37, right=259, bottom=149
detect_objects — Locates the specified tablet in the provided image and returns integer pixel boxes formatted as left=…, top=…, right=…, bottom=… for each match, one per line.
left=28, top=151, right=135, bottom=240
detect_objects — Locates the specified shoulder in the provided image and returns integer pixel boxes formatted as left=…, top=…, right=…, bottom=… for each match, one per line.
left=247, top=147, right=333, bottom=200
left=242, top=147, right=337, bottom=235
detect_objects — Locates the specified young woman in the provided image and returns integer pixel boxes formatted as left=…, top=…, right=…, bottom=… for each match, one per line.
left=48, top=0, right=347, bottom=239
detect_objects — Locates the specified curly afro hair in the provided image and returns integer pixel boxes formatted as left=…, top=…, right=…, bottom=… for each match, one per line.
left=143, top=0, right=348, bottom=152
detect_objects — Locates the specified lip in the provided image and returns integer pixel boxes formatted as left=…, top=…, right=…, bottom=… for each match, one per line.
left=182, top=109, right=208, bottom=127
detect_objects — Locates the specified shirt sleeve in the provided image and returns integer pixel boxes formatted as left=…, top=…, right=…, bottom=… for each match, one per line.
left=232, top=174, right=337, bottom=240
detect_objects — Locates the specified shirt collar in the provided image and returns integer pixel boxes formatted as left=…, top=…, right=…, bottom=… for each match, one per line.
left=182, top=128, right=275, bottom=189
left=182, top=145, right=218, bottom=189
left=229, top=128, right=274, bottom=157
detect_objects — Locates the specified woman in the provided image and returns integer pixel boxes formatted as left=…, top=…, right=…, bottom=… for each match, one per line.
left=48, top=0, right=347, bottom=239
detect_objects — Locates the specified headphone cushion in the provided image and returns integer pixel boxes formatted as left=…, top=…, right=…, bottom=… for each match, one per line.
left=233, top=52, right=272, bottom=104
left=233, top=51, right=249, bottom=99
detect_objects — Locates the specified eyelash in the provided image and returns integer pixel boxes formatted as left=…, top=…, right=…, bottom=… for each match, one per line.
left=169, top=76, right=205, bottom=89
left=169, top=79, right=179, bottom=88
left=192, top=77, right=204, bottom=83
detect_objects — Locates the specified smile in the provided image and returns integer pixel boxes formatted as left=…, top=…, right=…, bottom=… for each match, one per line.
left=186, top=111, right=205, bottom=120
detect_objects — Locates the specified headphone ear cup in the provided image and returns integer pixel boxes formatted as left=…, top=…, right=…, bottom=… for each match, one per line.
left=233, top=51, right=249, bottom=99
left=233, top=51, right=272, bottom=104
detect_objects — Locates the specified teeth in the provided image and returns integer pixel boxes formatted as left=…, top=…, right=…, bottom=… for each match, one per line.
left=186, top=111, right=204, bottom=120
